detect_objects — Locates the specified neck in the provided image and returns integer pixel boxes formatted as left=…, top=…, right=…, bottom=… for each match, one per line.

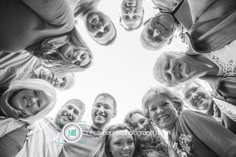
left=91, top=123, right=104, bottom=131
left=194, top=55, right=219, bottom=75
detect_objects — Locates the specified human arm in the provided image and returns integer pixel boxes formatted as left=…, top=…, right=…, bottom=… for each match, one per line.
left=21, top=0, right=74, bottom=30
left=180, top=110, right=236, bottom=157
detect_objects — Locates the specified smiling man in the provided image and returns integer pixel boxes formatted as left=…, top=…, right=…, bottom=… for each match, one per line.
left=141, top=0, right=236, bottom=52
left=15, top=99, right=85, bottom=157
left=140, top=12, right=177, bottom=51
left=60, top=93, right=117, bottom=157
left=181, top=80, right=236, bottom=134
left=72, top=0, right=117, bottom=45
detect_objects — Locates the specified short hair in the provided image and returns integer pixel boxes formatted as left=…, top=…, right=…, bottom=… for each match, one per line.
left=92, top=123, right=137, bottom=157
left=142, top=87, right=184, bottom=118
left=124, top=109, right=144, bottom=129
left=63, top=99, right=86, bottom=118
left=153, top=51, right=181, bottom=87
left=94, top=93, right=117, bottom=111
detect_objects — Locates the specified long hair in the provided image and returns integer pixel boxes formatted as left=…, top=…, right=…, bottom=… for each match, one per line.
left=26, top=28, right=93, bottom=73
left=92, top=123, right=137, bottom=157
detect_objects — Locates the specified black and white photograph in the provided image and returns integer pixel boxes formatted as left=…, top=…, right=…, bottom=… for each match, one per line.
left=0, top=0, right=236, bottom=157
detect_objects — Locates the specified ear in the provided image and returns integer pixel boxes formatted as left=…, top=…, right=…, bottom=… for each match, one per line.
left=112, top=110, right=117, bottom=118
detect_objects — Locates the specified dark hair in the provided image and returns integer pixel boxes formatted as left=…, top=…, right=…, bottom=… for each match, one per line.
left=92, top=123, right=137, bottom=157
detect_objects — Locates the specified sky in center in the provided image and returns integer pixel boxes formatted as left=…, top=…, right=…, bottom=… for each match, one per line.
left=48, top=0, right=186, bottom=126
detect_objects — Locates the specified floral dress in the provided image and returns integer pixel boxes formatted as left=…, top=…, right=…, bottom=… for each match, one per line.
left=169, top=110, right=236, bottom=157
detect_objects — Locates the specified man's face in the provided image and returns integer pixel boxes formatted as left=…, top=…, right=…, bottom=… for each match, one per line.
left=141, top=13, right=176, bottom=50
left=86, top=11, right=116, bottom=45
left=152, top=0, right=182, bottom=12
left=155, top=53, right=205, bottom=85
left=130, top=113, right=153, bottom=142
left=12, top=89, right=49, bottom=116
left=91, top=96, right=115, bottom=128
left=120, top=0, right=144, bottom=30
left=148, top=94, right=178, bottom=131
left=183, top=82, right=212, bottom=111
left=55, top=102, right=82, bottom=129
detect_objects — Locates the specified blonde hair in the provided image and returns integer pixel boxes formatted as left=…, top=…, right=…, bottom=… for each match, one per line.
left=142, top=87, right=183, bottom=118
left=153, top=51, right=181, bottom=87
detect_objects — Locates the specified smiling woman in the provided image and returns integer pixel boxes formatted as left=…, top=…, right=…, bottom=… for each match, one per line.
left=92, top=123, right=137, bottom=157
left=0, top=79, right=56, bottom=122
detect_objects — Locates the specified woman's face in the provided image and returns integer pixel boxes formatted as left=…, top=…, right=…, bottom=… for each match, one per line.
left=130, top=113, right=153, bottom=142
left=155, top=53, right=204, bottom=85
left=148, top=94, right=178, bottom=131
left=86, top=11, right=116, bottom=45
left=60, top=44, right=91, bottom=68
left=110, top=129, right=135, bottom=157
left=12, top=89, right=49, bottom=116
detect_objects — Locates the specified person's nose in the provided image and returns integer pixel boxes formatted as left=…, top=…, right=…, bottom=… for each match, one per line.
left=67, top=109, right=74, bottom=117
left=153, top=29, right=161, bottom=38
left=138, top=123, right=144, bottom=130
left=97, top=25, right=105, bottom=33
left=156, top=107, right=164, bottom=114
left=97, top=106, right=105, bottom=113
left=31, top=97, right=39, bottom=105
left=123, top=143, right=130, bottom=150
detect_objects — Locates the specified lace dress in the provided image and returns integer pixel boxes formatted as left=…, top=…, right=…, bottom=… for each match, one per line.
left=202, top=40, right=236, bottom=76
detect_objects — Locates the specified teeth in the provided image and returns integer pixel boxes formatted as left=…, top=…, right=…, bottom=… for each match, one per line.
left=159, top=115, right=168, bottom=121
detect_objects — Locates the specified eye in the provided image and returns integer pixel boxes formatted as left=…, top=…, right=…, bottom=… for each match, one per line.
left=114, top=141, right=122, bottom=146
left=150, top=107, right=156, bottom=111
left=140, top=119, right=145, bottom=124
left=192, top=87, right=198, bottom=92
left=162, top=102, right=169, bottom=107
left=124, top=15, right=130, bottom=20
left=95, top=103, right=102, bottom=108
left=104, top=26, right=110, bottom=33
left=127, top=140, right=133, bottom=145
left=185, top=94, right=191, bottom=99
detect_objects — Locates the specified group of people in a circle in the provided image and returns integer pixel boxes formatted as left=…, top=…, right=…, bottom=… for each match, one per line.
left=1, top=0, right=236, bottom=157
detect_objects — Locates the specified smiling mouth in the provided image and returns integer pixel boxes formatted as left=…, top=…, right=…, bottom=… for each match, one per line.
left=157, top=115, right=169, bottom=122
left=120, top=151, right=131, bottom=157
